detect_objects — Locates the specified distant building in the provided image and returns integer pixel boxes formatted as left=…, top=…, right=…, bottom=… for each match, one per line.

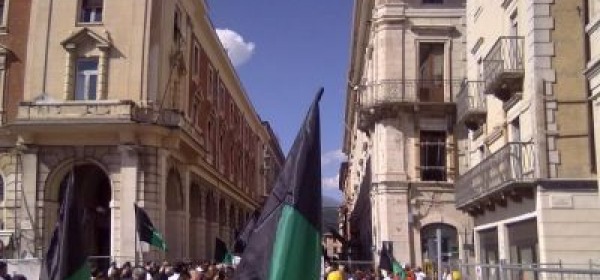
left=0, top=0, right=282, bottom=264
left=457, top=0, right=600, bottom=267
left=342, top=0, right=470, bottom=267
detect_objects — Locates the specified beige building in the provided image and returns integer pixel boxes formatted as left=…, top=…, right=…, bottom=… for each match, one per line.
left=341, top=0, right=470, bottom=268
left=589, top=0, right=600, bottom=203
left=0, top=0, right=283, bottom=266
left=457, top=0, right=600, bottom=268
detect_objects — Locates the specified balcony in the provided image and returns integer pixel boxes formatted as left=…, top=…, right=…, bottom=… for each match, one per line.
left=455, top=142, right=536, bottom=209
left=482, top=36, right=525, bottom=101
left=360, top=79, right=461, bottom=107
left=358, top=79, right=461, bottom=129
left=456, top=81, right=486, bottom=130
left=16, top=100, right=137, bottom=124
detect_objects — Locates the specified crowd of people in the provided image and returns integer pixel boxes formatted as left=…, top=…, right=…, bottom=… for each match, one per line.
left=323, top=262, right=458, bottom=280
left=91, top=261, right=235, bottom=280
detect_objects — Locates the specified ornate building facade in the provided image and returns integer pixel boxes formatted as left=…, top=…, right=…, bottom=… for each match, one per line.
left=457, top=0, right=600, bottom=270
left=341, top=0, right=470, bottom=268
left=0, top=0, right=283, bottom=264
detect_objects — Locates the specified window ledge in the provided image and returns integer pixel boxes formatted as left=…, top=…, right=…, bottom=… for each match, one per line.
left=76, top=22, right=104, bottom=27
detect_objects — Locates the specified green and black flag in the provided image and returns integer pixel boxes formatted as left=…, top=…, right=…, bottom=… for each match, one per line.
left=134, top=204, right=167, bottom=251
left=234, top=89, right=323, bottom=280
left=215, top=238, right=233, bottom=264
left=42, top=172, right=91, bottom=280
left=379, top=242, right=404, bottom=277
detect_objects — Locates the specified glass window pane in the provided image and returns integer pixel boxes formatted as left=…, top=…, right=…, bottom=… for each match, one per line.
left=88, top=74, right=98, bottom=100
left=75, top=58, right=99, bottom=100
left=75, top=73, right=87, bottom=100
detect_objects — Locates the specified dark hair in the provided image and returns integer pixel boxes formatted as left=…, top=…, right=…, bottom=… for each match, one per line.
left=13, top=275, right=27, bottom=280
left=0, top=261, right=6, bottom=270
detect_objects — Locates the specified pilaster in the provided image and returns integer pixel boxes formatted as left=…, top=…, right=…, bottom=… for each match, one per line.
left=19, top=146, right=38, bottom=258
left=118, top=144, right=139, bottom=263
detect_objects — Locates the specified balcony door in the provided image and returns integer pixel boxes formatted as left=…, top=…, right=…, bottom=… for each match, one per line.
left=419, top=43, right=445, bottom=102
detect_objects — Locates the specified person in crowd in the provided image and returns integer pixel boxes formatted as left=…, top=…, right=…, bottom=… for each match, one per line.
left=442, top=267, right=453, bottom=280
left=133, top=267, right=148, bottom=280
left=414, top=267, right=426, bottom=280
left=327, top=263, right=344, bottom=280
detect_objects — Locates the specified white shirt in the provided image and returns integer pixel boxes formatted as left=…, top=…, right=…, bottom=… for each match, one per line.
left=415, top=271, right=426, bottom=280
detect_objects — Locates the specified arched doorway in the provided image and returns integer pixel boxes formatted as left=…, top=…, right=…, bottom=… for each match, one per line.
left=420, top=223, right=458, bottom=274
left=52, top=164, right=111, bottom=269
left=165, top=169, right=185, bottom=260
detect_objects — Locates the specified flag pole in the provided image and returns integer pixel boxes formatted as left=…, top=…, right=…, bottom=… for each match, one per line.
left=134, top=203, right=139, bottom=266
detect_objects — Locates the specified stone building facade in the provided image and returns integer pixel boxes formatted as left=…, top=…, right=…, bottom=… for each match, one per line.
left=0, top=0, right=32, bottom=254
left=0, top=0, right=283, bottom=265
left=589, top=0, right=600, bottom=204
left=457, top=0, right=600, bottom=268
left=341, top=0, right=470, bottom=268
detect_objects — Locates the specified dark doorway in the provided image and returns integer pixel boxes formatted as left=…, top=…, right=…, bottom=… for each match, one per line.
left=58, top=164, right=111, bottom=271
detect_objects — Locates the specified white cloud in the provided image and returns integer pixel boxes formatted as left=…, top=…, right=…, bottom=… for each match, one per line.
left=216, top=28, right=256, bottom=67
left=322, top=173, right=340, bottom=189
left=321, top=149, right=345, bottom=167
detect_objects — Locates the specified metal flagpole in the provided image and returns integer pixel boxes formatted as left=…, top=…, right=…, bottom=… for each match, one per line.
left=134, top=203, right=139, bottom=266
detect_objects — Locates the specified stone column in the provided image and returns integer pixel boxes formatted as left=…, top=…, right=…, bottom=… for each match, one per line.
left=497, top=223, right=509, bottom=262
left=157, top=148, right=169, bottom=260
left=19, top=147, right=39, bottom=258
left=373, top=182, right=412, bottom=264
left=119, top=145, right=139, bottom=263
left=210, top=193, right=221, bottom=260
left=198, top=189, right=207, bottom=259
left=182, top=167, right=191, bottom=259
left=474, top=230, right=482, bottom=263
left=62, top=46, right=75, bottom=99
left=97, top=47, right=109, bottom=100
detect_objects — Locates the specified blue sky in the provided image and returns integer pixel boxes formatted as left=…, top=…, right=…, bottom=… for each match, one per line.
left=207, top=1, right=353, bottom=202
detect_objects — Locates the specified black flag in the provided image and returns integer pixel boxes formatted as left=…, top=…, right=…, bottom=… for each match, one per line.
left=234, top=88, right=323, bottom=280
left=134, top=204, right=167, bottom=251
left=42, top=172, right=91, bottom=280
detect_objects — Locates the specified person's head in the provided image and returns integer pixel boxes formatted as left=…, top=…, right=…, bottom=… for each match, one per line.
left=416, top=267, right=422, bottom=272
left=132, top=267, right=147, bottom=280
left=330, top=262, right=339, bottom=271
left=444, top=266, right=451, bottom=273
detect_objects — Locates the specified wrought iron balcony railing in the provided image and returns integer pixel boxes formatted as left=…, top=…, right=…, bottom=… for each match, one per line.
left=359, top=79, right=462, bottom=108
left=455, top=142, right=535, bottom=208
left=456, top=81, right=486, bottom=130
left=482, top=36, right=525, bottom=100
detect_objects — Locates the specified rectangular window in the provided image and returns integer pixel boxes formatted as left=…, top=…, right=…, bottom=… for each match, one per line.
left=419, top=43, right=445, bottom=102
left=423, top=0, right=443, bottom=4
left=193, top=43, right=200, bottom=76
left=74, top=58, right=99, bottom=100
left=174, top=7, right=182, bottom=43
left=80, top=0, right=103, bottom=23
left=0, top=0, right=6, bottom=27
left=420, top=131, right=447, bottom=181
